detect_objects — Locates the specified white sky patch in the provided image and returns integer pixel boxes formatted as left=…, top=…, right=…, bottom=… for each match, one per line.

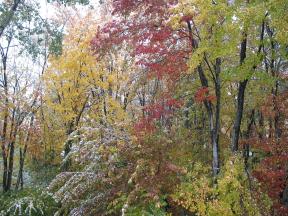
left=1, top=0, right=103, bottom=84
left=37, top=0, right=102, bottom=24
left=39, top=0, right=54, bottom=19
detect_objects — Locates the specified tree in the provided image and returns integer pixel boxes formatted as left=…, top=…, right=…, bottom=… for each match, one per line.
left=250, top=91, right=288, bottom=215
left=94, top=0, right=224, bottom=176
left=44, top=13, right=127, bottom=169
left=0, top=0, right=61, bottom=191
left=0, top=0, right=22, bottom=38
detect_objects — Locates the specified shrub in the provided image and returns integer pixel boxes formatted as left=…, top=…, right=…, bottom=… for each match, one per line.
left=0, top=188, right=60, bottom=216
left=173, top=155, right=272, bottom=216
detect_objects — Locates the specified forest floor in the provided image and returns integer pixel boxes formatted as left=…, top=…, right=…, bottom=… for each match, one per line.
left=0, top=153, right=58, bottom=191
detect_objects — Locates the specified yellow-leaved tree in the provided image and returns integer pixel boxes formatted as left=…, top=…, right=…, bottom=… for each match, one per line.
left=42, top=13, right=127, bottom=163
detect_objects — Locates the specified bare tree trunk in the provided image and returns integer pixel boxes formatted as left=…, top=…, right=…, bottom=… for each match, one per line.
left=7, top=127, right=17, bottom=190
left=2, top=142, right=8, bottom=191
left=212, top=58, right=221, bottom=176
left=231, top=31, right=248, bottom=152
left=243, top=110, right=255, bottom=168
left=62, top=95, right=89, bottom=171
left=0, top=31, right=13, bottom=192
left=266, top=25, right=282, bottom=140
left=16, top=148, right=24, bottom=190
left=6, top=107, right=18, bottom=191
left=187, top=20, right=221, bottom=176
left=231, top=79, right=248, bottom=152
left=1, top=98, right=8, bottom=191
left=1, top=50, right=9, bottom=191
left=231, top=16, right=266, bottom=152
left=16, top=115, right=34, bottom=190
left=198, top=65, right=220, bottom=176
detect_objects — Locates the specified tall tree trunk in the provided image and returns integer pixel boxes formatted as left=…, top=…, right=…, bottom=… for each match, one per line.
left=1, top=104, right=8, bottom=191
left=2, top=141, right=8, bottom=191
left=1, top=33, right=13, bottom=192
left=212, top=58, right=221, bottom=176
left=243, top=110, right=255, bottom=168
left=266, top=25, right=282, bottom=140
left=62, top=96, right=88, bottom=171
left=6, top=108, right=18, bottom=190
left=7, top=128, right=17, bottom=190
left=1, top=55, right=9, bottom=191
left=16, top=148, right=24, bottom=190
left=231, top=16, right=266, bottom=152
left=197, top=65, right=220, bottom=176
left=231, top=79, right=248, bottom=152
left=16, top=115, right=34, bottom=190
left=187, top=20, right=221, bottom=176
left=231, top=32, right=247, bottom=152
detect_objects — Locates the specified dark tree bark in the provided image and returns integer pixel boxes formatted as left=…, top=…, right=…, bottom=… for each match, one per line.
left=64, top=122, right=74, bottom=156
left=212, top=58, right=221, bottom=176
left=231, top=79, right=248, bottom=152
left=231, top=17, right=266, bottom=152
left=243, top=110, right=255, bottom=169
left=7, top=137, right=16, bottom=190
left=61, top=122, right=75, bottom=172
left=16, top=115, right=34, bottom=190
left=1, top=37, right=12, bottom=192
left=231, top=32, right=248, bottom=152
left=1, top=76, right=8, bottom=191
left=6, top=108, right=19, bottom=191
left=62, top=96, right=89, bottom=171
left=16, top=148, right=24, bottom=190
left=258, top=110, right=264, bottom=139
left=266, top=25, right=282, bottom=140
left=187, top=20, right=221, bottom=176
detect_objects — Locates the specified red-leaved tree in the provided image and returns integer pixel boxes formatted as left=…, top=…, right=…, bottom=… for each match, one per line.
left=92, top=0, right=223, bottom=176
left=251, top=91, right=288, bottom=215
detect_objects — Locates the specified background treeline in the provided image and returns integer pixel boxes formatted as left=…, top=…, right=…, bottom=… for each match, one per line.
left=0, top=0, right=288, bottom=215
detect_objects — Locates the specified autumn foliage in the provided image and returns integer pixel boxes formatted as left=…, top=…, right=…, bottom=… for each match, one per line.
left=250, top=91, right=288, bottom=215
left=134, top=95, right=183, bottom=137
left=1, top=0, right=288, bottom=216
left=92, top=0, right=191, bottom=82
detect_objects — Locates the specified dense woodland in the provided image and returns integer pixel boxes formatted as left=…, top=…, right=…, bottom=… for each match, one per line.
left=0, top=0, right=288, bottom=215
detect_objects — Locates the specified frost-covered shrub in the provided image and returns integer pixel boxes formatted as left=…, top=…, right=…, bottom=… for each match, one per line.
left=49, top=125, right=132, bottom=215
left=0, top=188, right=59, bottom=216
